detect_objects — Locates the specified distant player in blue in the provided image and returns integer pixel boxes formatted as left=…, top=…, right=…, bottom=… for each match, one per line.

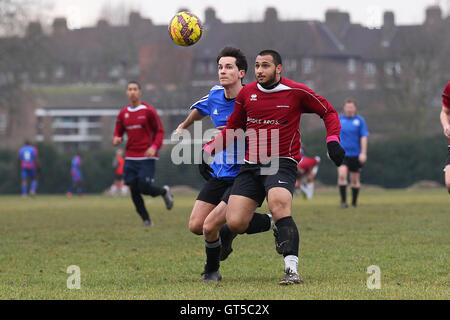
left=18, top=140, right=39, bottom=197
left=338, top=99, right=369, bottom=208
left=173, top=47, right=275, bottom=282
left=67, top=153, right=83, bottom=197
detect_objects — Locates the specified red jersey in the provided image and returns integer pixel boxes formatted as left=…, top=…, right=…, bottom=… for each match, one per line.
left=443, top=82, right=450, bottom=146
left=113, top=102, right=164, bottom=159
left=208, top=78, right=341, bottom=163
left=297, top=156, right=319, bottom=171
left=114, top=155, right=125, bottom=175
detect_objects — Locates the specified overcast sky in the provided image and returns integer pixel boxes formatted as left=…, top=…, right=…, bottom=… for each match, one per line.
left=40, top=0, right=449, bottom=29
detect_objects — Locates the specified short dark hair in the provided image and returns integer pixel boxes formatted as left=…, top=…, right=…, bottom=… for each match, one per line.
left=344, top=98, right=357, bottom=107
left=127, top=80, right=141, bottom=89
left=257, top=49, right=282, bottom=66
left=216, top=46, right=248, bottom=73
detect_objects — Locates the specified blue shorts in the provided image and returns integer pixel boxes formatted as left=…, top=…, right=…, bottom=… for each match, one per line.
left=123, top=159, right=155, bottom=186
left=21, top=168, right=36, bottom=180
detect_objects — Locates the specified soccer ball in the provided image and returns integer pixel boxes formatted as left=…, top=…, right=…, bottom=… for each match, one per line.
left=168, top=11, right=203, bottom=46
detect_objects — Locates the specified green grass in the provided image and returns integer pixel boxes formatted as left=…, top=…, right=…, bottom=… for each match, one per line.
left=0, top=189, right=448, bottom=299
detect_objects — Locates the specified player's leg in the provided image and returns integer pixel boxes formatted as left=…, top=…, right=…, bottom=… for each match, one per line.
left=137, top=159, right=173, bottom=210
left=445, top=164, right=450, bottom=194
left=29, top=170, right=38, bottom=196
left=21, top=169, right=29, bottom=197
left=338, top=163, right=349, bottom=208
left=349, top=171, right=361, bottom=207
left=265, top=160, right=302, bottom=285
left=189, top=200, right=216, bottom=235
left=124, top=161, right=152, bottom=225
left=267, top=187, right=302, bottom=285
left=201, top=201, right=228, bottom=281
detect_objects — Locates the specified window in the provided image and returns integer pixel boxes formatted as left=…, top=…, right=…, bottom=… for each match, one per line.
left=284, top=59, right=298, bottom=72
left=347, top=81, right=356, bottom=90
left=347, top=58, right=356, bottom=74
left=364, top=62, right=377, bottom=77
left=302, top=58, right=313, bottom=74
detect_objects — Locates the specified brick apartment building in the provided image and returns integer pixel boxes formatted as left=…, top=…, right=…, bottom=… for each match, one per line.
left=0, top=5, right=448, bottom=150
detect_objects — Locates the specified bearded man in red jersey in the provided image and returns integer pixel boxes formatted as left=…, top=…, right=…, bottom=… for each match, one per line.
left=204, top=50, right=345, bottom=285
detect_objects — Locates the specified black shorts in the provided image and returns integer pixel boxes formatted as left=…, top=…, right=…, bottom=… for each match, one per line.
left=230, top=158, right=297, bottom=207
left=446, top=147, right=450, bottom=166
left=342, top=156, right=363, bottom=173
left=115, top=174, right=123, bottom=180
left=197, top=178, right=234, bottom=205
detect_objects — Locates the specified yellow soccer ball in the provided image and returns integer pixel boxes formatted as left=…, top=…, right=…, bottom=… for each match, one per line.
left=168, top=11, right=203, bottom=46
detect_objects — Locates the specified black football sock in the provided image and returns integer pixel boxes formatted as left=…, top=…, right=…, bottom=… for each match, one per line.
left=204, top=238, right=221, bottom=273
left=351, top=187, right=360, bottom=206
left=130, top=184, right=150, bottom=221
left=245, top=212, right=271, bottom=234
left=339, top=185, right=347, bottom=204
left=138, top=182, right=165, bottom=197
left=275, top=216, right=299, bottom=257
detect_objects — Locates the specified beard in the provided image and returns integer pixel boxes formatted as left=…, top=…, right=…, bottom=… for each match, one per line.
left=257, top=70, right=278, bottom=88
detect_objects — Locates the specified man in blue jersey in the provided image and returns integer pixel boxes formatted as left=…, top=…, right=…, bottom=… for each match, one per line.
left=174, top=47, right=275, bottom=282
left=18, top=140, right=39, bottom=197
left=67, top=153, right=83, bottom=197
left=338, top=99, right=369, bottom=208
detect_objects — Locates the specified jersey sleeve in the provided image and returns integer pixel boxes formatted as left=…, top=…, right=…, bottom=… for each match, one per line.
left=298, top=85, right=341, bottom=141
left=443, top=82, right=450, bottom=109
left=204, top=91, right=247, bottom=155
left=114, top=110, right=125, bottom=137
left=190, top=94, right=210, bottom=116
left=359, top=117, right=369, bottom=137
left=147, top=108, right=164, bottom=150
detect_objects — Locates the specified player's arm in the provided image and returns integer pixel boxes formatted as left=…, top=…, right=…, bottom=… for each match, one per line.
left=145, top=109, right=164, bottom=157
left=359, top=137, right=368, bottom=164
left=299, top=86, right=345, bottom=166
left=440, top=106, right=450, bottom=138
left=174, top=109, right=205, bottom=135
left=113, top=112, right=124, bottom=146
left=203, top=99, right=247, bottom=155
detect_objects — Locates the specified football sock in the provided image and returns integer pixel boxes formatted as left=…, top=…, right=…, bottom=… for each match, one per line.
left=244, top=212, right=271, bottom=234
left=30, top=180, right=37, bottom=193
left=351, top=187, right=360, bottom=206
left=275, top=216, right=299, bottom=258
left=205, top=238, right=221, bottom=273
left=284, top=255, right=299, bottom=274
left=139, top=182, right=165, bottom=197
left=339, top=185, right=347, bottom=203
left=130, top=184, right=150, bottom=221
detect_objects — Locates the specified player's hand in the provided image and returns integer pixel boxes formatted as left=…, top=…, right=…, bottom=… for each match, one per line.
left=358, top=152, right=367, bottom=164
left=199, top=150, right=214, bottom=181
left=145, top=147, right=156, bottom=157
left=444, top=124, right=450, bottom=139
left=173, top=124, right=185, bottom=136
left=327, top=141, right=345, bottom=167
left=112, top=136, right=123, bottom=146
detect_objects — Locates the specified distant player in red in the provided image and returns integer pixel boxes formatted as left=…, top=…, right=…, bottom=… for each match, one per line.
left=440, top=81, right=450, bottom=193
left=113, top=81, right=174, bottom=226
left=204, top=49, right=345, bottom=285
left=111, top=149, right=126, bottom=196
left=296, top=154, right=321, bottom=199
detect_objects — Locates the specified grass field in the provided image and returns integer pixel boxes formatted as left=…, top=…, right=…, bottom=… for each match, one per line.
left=0, top=189, right=448, bottom=300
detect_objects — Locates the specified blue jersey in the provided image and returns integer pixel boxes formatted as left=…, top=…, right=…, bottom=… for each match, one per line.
left=18, top=145, right=38, bottom=169
left=339, top=114, right=369, bottom=157
left=190, top=85, right=244, bottom=179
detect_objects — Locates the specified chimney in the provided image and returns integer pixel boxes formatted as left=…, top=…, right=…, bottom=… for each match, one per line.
left=52, top=17, right=68, bottom=34
left=97, top=19, right=109, bottom=29
left=425, top=5, right=442, bottom=25
left=129, top=11, right=141, bottom=26
left=26, top=21, right=43, bottom=38
left=264, top=7, right=278, bottom=23
left=205, top=7, right=219, bottom=24
left=383, top=11, right=395, bottom=29
left=325, top=9, right=350, bottom=37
